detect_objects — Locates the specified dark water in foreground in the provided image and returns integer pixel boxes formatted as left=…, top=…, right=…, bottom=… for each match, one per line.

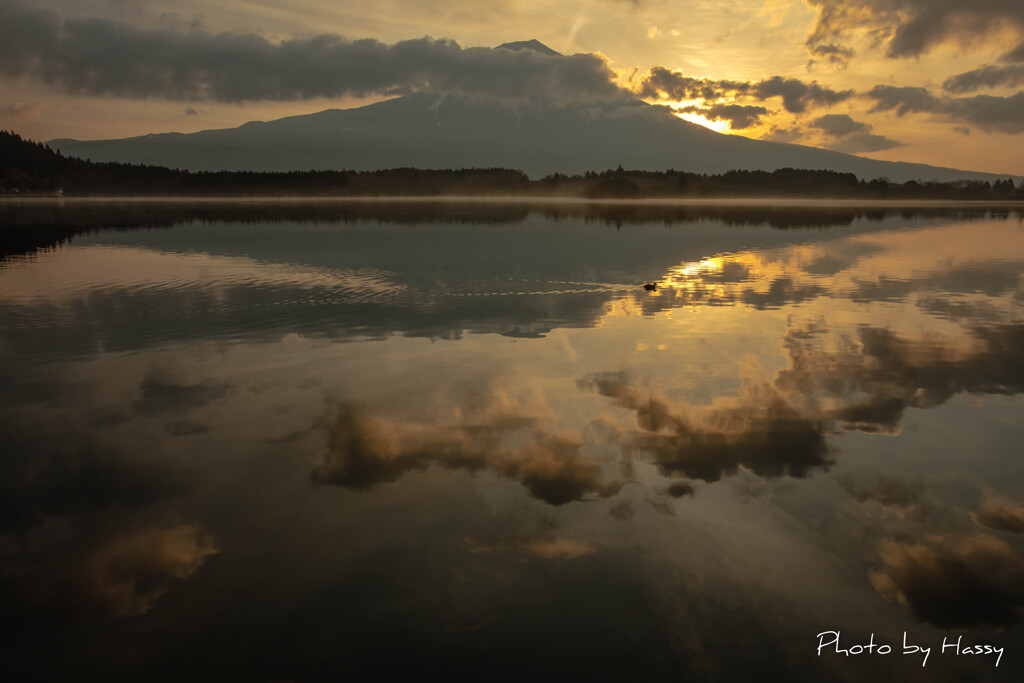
left=1, top=199, right=1023, bottom=681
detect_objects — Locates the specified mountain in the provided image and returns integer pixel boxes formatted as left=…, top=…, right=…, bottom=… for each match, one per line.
left=496, top=39, right=562, bottom=56
left=49, top=42, right=1006, bottom=183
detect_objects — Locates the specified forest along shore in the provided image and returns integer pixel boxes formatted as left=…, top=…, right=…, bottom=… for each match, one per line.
left=3, top=131, right=1022, bottom=200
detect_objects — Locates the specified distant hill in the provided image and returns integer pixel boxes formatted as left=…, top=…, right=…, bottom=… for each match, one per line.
left=47, top=41, right=1010, bottom=184
left=0, top=130, right=526, bottom=195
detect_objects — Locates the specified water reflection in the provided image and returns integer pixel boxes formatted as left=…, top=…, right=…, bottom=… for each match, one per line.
left=580, top=374, right=832, bottom=482
left=312, top=401, right=623, bottom=505
left=0, top=415, right=216, bottom=624
left=871, top=534, right=1024, bottom=629
left=789, top=324, right=1024, bottom=432
left=1, top=202, right=1022, bottom=680
left=972, top=491, right=1024, bottom=534
left=0, top=197, right=1015, bottom=261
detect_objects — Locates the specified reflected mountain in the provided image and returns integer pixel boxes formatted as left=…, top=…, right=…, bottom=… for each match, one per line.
left=0, top=198, right=1014, bottom=260
left=2, top=206, right=1021, bottom=363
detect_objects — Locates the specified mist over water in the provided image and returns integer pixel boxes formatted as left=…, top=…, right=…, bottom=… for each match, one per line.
left=1, top=200, right=1022, bottom=681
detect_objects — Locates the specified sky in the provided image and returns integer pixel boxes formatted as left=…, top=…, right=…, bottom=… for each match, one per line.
left=1, top=0, right=1022, bottom=175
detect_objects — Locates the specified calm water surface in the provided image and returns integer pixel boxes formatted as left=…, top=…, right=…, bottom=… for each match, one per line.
left=1, top=200, right=1023, bottom=681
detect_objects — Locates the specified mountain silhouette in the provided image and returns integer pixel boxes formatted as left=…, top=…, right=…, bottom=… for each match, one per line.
left=49, top=41, right=1004, bottom=183
left=496, top=39, right=562, bottom=56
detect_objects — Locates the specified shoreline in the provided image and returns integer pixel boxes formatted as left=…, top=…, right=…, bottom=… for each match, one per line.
left=2, top=194, right=1022, bottom=208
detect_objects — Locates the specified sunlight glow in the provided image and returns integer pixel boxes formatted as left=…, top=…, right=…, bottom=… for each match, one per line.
left=674, top=111, right=731, bottom=134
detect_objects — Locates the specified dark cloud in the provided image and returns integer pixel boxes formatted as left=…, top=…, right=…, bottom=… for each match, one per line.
left=947, top=91, right=1024, bottom=133
left=753, top=76, right=853, bottom=114
left=810, top=113, right=904, bottom=152
left=0, top=2, right=623, bottom=104
left=811, top=113, right=867, bottom=137
left=675, top=103, right=768, bottom=129
left=808, top=43, right=856, bottom=67
left=1006, top=40, right=1024, bottom=62
left=578, top=374, right=833, bottom=483
left=311, top=402, right=623, bottom=505
left=943, top=64, right=1024, bottom=93
left=635, top=67, right=852, bottom=114
left=870, top=534, right=1024, bottom=628
left=666, top=481, right=696, bottom=498
left=805, top=0, right=1024, bottom=63
left=634, top=67, right=751, bottom=102
left=825, top=132, right=903, bottom=153
left=759, top=126, right=802, bottom=143
left=972, top=492, right=1024, bottom=533
left=866, top=85, right=1024, bottom=134
left=866, top=85, right=943, bottom=115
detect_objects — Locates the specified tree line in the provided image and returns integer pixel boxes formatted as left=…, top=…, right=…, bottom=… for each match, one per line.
left=2, top=130, right=1021, bottom=199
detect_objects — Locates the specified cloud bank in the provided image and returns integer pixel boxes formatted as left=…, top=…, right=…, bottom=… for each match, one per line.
left=810, top=113, right=903, bottom=152
left=943, top=64, right=1024, bottom=93
left=675, top=103, right=768, bottom=129
left=637, top=64, right=1024, bottom=137
left=636, top=67, right=853, bottom=113
left=867, top=85, right=1024, bottom=134
left=805, top=0, right=1024, bottom=63
left=0, top=2, right=622, bottom=104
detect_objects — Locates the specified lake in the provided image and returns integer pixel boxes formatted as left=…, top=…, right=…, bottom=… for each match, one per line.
left=1, top=199, right=1022, bottom=681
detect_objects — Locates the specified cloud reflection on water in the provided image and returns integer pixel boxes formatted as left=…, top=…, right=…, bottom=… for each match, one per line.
left=0, top=418, right=217, bottom=621
left=1, top=205, right=1024, bottom=677
left=870, top=533, right=1024, bottom=629
left=312, top=401, right=623, bottom=505
left=311, top=315, right=1024, bottom=502
left=972, top=491, right=1024, bottom=534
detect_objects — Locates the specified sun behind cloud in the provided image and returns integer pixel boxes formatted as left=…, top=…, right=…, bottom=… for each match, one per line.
left=674, top=109, right=732, bottom=134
